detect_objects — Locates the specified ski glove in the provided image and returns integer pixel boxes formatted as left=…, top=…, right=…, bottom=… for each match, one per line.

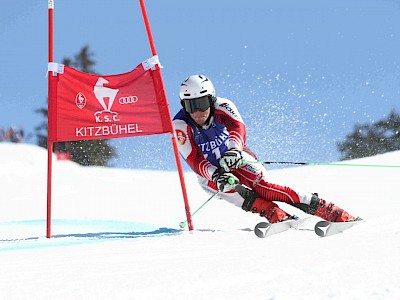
left=219, top=149, right=242, bottom=172
left=212, top=170, right=239, bottom=193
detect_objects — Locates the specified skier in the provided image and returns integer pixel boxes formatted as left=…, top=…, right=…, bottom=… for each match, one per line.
left=173, top=75, right=358, bottom=224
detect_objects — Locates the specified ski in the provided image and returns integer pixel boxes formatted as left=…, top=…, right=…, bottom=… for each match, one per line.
left=314, top=219, right=364, bottom=237
left=253, top=217, right=363, bottom=238
left=254, top=218, right=307, bottom=238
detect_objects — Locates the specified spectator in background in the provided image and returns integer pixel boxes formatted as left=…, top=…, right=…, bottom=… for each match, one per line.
left=0, top=128, right=5, bottom=142
left=0, top=127, right=24, bottom=143
left=15, top=128, right=24, bottom=142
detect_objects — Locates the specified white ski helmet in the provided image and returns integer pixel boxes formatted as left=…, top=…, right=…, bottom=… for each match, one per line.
left=179, top=75, right=216, bottom=100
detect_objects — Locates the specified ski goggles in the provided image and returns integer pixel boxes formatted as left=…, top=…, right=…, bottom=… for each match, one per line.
left=182, top=95, right=211, bottom=114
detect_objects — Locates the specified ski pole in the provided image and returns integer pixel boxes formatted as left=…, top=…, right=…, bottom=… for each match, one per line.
left=179, top=191, right=220, bottom=229
left=178, top=177, right=238, bottom=229
left=241, top=160, right=400, bottom=168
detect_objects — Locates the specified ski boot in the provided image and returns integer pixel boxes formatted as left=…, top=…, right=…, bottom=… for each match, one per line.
left=248, top=197, right=292, bottom=223
left=309, top=194, right=357, bottom=222
left=236, top=185, right=292, bottom=223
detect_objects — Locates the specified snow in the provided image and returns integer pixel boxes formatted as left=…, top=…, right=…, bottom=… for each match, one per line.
left=1, top=142, right=400, bottom=299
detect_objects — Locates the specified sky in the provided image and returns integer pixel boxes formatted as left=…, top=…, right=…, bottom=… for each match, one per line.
left=1, top=0, right=399, bottom=170
left=1, top=142, right=399, bottom=299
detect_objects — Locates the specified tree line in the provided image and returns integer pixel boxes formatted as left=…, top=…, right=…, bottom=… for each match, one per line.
left=337, top=109, right=400, bottom=160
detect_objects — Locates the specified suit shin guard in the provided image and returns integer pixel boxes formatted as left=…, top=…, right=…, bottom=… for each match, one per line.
left=235, top=185, right=258, bottom=211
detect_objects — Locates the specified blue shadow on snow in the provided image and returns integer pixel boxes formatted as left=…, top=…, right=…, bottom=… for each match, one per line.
left=0, top=219, right=182, bottom=251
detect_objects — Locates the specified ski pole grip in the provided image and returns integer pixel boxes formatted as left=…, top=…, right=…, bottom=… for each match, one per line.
left=228, top=177, right=237, bottom=185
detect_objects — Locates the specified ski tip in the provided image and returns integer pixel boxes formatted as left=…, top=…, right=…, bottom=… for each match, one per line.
left=314, top=218, right=364, bottom=237
left=314, top=221, right=330, bottom=237
left=254, top=222, right=271, bottom=238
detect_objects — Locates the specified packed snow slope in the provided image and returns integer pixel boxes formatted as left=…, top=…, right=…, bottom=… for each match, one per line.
left=0, top=143, right=399, bottom=299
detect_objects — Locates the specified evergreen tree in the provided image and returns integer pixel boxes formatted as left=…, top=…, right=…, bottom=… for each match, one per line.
left=337, top=110, right=400, bottom=160
left=35, top=106, right=48, bottom=148
left=35, top=46, right=116, bottom=166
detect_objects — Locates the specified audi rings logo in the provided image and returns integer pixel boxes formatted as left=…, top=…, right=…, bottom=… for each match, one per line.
left=119, top=96, right=138, bottom=105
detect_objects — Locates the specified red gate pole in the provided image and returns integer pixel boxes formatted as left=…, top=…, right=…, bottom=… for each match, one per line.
left=46, top=0, right=55, bottom=238
left=138, top=0, right=194, bottom=230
